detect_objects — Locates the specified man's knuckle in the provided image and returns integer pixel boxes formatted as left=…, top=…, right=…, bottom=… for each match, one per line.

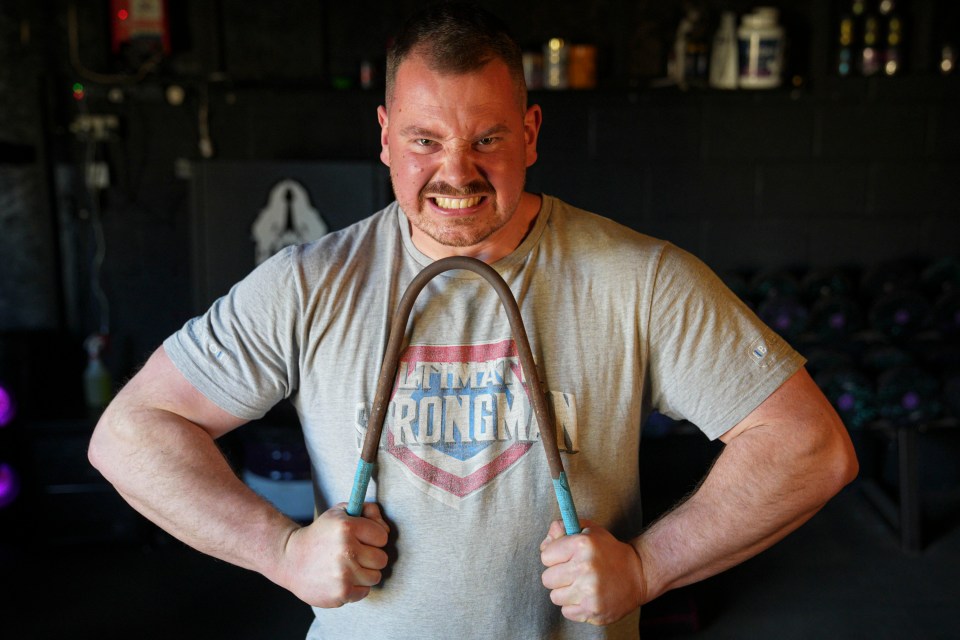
left=335, top=566, right=353, bottom=586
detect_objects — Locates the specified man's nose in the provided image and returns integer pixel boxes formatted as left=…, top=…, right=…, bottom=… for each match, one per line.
left=436, top=140, right=481, bottom=186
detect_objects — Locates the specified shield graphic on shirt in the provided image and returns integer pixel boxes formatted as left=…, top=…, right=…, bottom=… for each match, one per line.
left=381, top=339, right=541, bottom=507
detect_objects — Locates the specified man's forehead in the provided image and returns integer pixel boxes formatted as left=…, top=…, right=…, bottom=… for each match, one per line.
left=389, top=88, right=520, bottom=137
left=391, top=55, right=523, bottom=112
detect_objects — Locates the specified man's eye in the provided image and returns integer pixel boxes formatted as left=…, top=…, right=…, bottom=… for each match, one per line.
left=415, top=139, right=434, bottom=146
left=477, top=137, right=497, bottom=146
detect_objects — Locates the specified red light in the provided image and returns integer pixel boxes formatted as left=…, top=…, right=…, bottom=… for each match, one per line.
left=117, top=9, right=129, bottom=21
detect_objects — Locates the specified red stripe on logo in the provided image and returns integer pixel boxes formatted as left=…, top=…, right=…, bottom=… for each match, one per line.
left=387, top=441, right=533, bottom=498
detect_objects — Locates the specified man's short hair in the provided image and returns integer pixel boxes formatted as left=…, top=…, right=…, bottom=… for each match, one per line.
left=385, top=2, right=527, bottom=110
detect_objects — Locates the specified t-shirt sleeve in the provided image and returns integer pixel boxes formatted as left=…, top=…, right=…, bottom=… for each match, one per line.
left=163, top=246, right=302, bottom=421
left=647, top=245, right=805, bottom=440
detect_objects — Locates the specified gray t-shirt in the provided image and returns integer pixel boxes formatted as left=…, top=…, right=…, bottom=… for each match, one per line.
left=165, top=195, right=804, bottom=639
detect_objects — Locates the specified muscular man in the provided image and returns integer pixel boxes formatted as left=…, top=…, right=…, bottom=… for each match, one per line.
left=89, top=3, right=857, bottom=638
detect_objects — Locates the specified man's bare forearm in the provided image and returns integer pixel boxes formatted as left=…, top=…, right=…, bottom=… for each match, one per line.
left=89, top=401, right=297, bottom=582
left=634, top=374, right=858, bottom=603
left=635, top=416, right=856, bottom=604
left=87, top=348, right=392, bottom=609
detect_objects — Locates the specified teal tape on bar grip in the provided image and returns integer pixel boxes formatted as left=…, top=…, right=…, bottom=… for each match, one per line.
left=552, top=472, right=581, bottom=535
left=346, top=460, right=375, bottom=517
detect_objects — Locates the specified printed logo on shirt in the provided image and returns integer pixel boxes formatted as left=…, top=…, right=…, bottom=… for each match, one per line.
left=354, top=339, right=579, bottom=508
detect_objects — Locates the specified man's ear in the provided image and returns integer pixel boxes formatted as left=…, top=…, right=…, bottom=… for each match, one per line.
left=377, top=105, right=391, bottom=167
left=524, top=104, right=542, bottom=168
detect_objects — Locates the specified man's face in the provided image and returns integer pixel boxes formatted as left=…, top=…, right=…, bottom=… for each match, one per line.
left=378, top=54, right=542, bottom=259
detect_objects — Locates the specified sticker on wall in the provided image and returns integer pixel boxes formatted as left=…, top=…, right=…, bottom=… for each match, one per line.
left=251, top=179, right=328, bottom=264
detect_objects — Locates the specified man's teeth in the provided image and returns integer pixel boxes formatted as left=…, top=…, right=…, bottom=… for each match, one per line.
left=434, top=196, right=482, bottom=209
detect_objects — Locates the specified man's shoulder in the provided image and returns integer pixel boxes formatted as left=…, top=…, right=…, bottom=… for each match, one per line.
left=311, top=202, right=399, bottom=246
left=252, top=202, right=405, bottom=293
left=544, top=195, right=669, bottom=255
left=293, top=202, right=401, bottom=262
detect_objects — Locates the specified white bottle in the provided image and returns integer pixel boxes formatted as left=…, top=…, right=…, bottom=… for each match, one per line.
left=710, top=11, right=739, bottom=89
left=668, top=12, right=694, bottom=86
left=738, top=7, right=785, bottom=89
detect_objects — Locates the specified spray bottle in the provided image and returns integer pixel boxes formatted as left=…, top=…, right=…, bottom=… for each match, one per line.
left=83, top=333, right=112, bottom=413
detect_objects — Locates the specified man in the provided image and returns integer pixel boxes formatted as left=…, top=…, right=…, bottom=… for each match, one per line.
left=88, top=3, right=858, bottom=639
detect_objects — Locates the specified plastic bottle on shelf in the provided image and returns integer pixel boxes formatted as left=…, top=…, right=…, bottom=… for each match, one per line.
left=737, top=7, right=785, bottom=89
left=543, top=38, right=569, bottom=89
left=880, top=0, right=903, bottom=76
left=709, top=11, right=739, bottom=89
left=683, top=7, right=710, bottom=87
left=568, top=44, right=598, bottom=89
left=860, top=9, right=881, bottom=76
left=668, top=12, right=692, bottom=85
left=83, top=333, right=113, bottom=412
left=667, top=5, right=708, bottom=89
left=941, top=45, right=956, bottom=75
left=837, top=13, right=856, bottom=76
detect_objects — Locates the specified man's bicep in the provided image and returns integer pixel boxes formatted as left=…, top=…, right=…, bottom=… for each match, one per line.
left=118, top=345, right=248, bottom=438
left=717, top=366, right=858, bottom=505
left=719, top=367, right=846, bottom=445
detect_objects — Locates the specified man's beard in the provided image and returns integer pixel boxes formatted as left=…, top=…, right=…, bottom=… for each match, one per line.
left=399, top=178, right=522, bottom=248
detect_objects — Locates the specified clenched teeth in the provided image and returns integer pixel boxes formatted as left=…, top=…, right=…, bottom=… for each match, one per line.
left=434, top=196, right=482, bottom=209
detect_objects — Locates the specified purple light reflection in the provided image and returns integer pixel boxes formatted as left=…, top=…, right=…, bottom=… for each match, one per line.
left=902, top=391, right=921, bottom=410
left=837, top=393, right=856, bottom=412
left=0, top=384, right=14, bottom=427
left=0, top=462, right=20, bottom=508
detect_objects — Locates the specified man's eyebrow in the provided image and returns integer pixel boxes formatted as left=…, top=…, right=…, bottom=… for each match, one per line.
left=397, top=124, right=512, bottom=139
left=476, top=124, right=511, bottom=138
left=399, top=125, right=442, bottom=139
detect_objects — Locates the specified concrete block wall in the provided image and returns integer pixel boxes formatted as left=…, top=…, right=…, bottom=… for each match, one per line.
left=527, top=77, right=960, bottom=273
